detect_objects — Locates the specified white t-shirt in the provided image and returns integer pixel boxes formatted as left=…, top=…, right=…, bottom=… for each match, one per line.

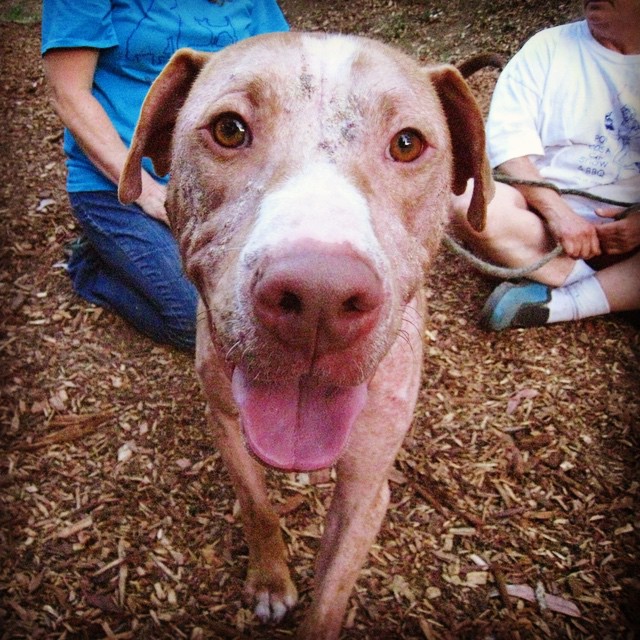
left=487, top=20, right=640, bottom=219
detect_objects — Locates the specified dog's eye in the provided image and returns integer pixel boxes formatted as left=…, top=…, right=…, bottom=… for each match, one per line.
left=211, top=113, right=251, bottom=149
left=389, top=128, right=425, bottom=163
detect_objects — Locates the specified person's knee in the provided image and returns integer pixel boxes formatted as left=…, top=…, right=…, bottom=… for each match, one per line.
left=450, top=179, right=501, bottom=246
left=163, top=324, right=196, bottom=351
left=458, top=181, right=535, bottom=245
left=450, top=179, right=474, bottom=224
left=158, top=310, right=196, bottom=351
left=158, top=290, right=198, bottom=351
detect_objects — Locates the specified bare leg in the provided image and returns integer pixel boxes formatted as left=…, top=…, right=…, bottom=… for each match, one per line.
left=596, top=251, right=640, bottom=312
left=450, top=179, right=576, bottom=286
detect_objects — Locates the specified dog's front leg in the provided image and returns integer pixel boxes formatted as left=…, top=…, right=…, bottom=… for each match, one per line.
left=298, top=463, right=393, bottom=639
left=196, top=323, right=298, bottom=623
left=207, top=405, right=299, bottom=621
left=298, top=299, right=425, bottom=640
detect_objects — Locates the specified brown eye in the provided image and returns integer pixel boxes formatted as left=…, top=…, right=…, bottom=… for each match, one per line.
left=389, top=128, right=425, bottom=162
left=211, top=112, right=250, bottom=149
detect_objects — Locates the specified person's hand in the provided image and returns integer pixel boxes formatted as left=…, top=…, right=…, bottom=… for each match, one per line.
left=137, top=176, right=169, bottom=225
left=494, top=158, right=602, bottom=259
left=595, top=207, right=640, bottom=255
left=544, top=203, right=601, bottom=259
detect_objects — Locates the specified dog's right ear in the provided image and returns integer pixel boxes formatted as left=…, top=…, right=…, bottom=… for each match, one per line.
left=119, top=48, right=211, bottom=204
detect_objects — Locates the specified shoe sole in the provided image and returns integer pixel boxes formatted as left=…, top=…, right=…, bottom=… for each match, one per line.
left=480, top=281, right=551, bottom=331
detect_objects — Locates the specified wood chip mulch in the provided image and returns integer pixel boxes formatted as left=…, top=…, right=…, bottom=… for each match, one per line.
left=1, top=2, right=638, bottom=639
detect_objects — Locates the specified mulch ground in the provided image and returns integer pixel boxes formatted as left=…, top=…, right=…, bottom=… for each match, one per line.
left=1, top=2, right=639, bottom=639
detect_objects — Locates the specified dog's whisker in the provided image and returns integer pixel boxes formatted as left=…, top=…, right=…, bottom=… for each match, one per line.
left=226, top=340, right=242, bottom=360
left=402, top=317, right=422, bottom=340
left=400, top=303, right=424, bottom=335
left=394, top=328, right=410, bottom=348
left=403, top=301, right=426, bottom=323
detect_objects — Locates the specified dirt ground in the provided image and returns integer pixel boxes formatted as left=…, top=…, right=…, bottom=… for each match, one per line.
left=1, top=1, right=639, bottom=639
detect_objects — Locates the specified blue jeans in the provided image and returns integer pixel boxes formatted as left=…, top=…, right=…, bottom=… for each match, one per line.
left=67, top=191, right=198, bottom=351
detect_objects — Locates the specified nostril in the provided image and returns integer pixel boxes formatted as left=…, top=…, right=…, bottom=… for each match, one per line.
left=279, top=291, right=303, bottom=315
left=342, top=289, right=383, bottom=314
left=343, top=295, right=362, bottom=313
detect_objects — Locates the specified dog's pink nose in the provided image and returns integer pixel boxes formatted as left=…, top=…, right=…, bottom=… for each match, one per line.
left=252, top=245, right=384, bottom=354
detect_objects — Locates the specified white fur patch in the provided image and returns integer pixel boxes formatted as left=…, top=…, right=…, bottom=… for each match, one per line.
left=301, top=35, right=360, bottom=90
left=241, top=162, right=384, bottom=266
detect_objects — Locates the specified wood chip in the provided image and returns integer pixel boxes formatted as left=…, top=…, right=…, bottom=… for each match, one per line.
left=55, top=515, right=93, bottom=539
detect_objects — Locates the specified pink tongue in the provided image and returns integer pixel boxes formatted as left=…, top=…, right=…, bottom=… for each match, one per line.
left=231, top=369, right=368, bottom=471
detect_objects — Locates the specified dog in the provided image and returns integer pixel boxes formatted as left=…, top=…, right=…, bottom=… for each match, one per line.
left=119, top=31, right=492, bottom=639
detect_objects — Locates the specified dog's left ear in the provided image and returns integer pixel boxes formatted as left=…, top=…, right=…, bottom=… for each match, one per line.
left=428, top=65, right=494, bottom=231
left=119, top=48, right=211, bottom=204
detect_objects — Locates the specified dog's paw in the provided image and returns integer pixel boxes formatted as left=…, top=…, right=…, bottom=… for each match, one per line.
left=244, top=568, right=298, bottom=623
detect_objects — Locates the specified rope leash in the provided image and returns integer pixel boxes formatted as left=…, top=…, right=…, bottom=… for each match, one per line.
left=442, top=234, right=563, bottom=280
left=493, top=173, right=638, bottom=215
left=444, top=175, right=639, bottom=279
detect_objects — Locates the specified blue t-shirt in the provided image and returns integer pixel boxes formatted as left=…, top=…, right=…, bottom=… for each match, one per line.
left=41, top=0, right=289, bottom=192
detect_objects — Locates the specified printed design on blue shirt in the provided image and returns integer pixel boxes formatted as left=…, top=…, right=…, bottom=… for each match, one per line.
left=606, top=99, right=640, bottom=176
left=578, top=97, right=640, bottom=181
left=124, top=0, right=243, bottom=66
left=578, top=132, right=611, bottom=179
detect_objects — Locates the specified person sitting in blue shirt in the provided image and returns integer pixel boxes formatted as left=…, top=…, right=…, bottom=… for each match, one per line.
left=42, top=0, right=289, bottom=351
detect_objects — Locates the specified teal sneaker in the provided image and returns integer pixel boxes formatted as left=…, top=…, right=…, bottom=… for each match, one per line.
left=480, top=281, right=552, bottom=331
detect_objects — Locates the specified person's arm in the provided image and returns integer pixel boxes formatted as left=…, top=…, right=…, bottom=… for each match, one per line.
left=595, top=207, right=640, bottom=254
left=496, top=156, right=602, bottom=260
left=43, top=48, right=168, bottom=224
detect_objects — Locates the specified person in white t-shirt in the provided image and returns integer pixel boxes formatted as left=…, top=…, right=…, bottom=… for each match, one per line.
left=451, top=0, right=640, bottom=331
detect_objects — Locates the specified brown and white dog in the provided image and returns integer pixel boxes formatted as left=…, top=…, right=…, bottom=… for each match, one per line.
left=119, top=32, right=492, bottom=640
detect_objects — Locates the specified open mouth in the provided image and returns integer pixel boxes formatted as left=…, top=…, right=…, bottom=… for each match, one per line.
left=231, top=366, right=369, bottom=471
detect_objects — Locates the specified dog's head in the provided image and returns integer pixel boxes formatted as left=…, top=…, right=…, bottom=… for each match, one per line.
left=120, top=33, right=492, bottom=471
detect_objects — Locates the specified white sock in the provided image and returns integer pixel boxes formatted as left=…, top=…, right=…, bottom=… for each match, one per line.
left=563, top=260, right=596, bottom=285
left=547, top=275, right=610, bottom=323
